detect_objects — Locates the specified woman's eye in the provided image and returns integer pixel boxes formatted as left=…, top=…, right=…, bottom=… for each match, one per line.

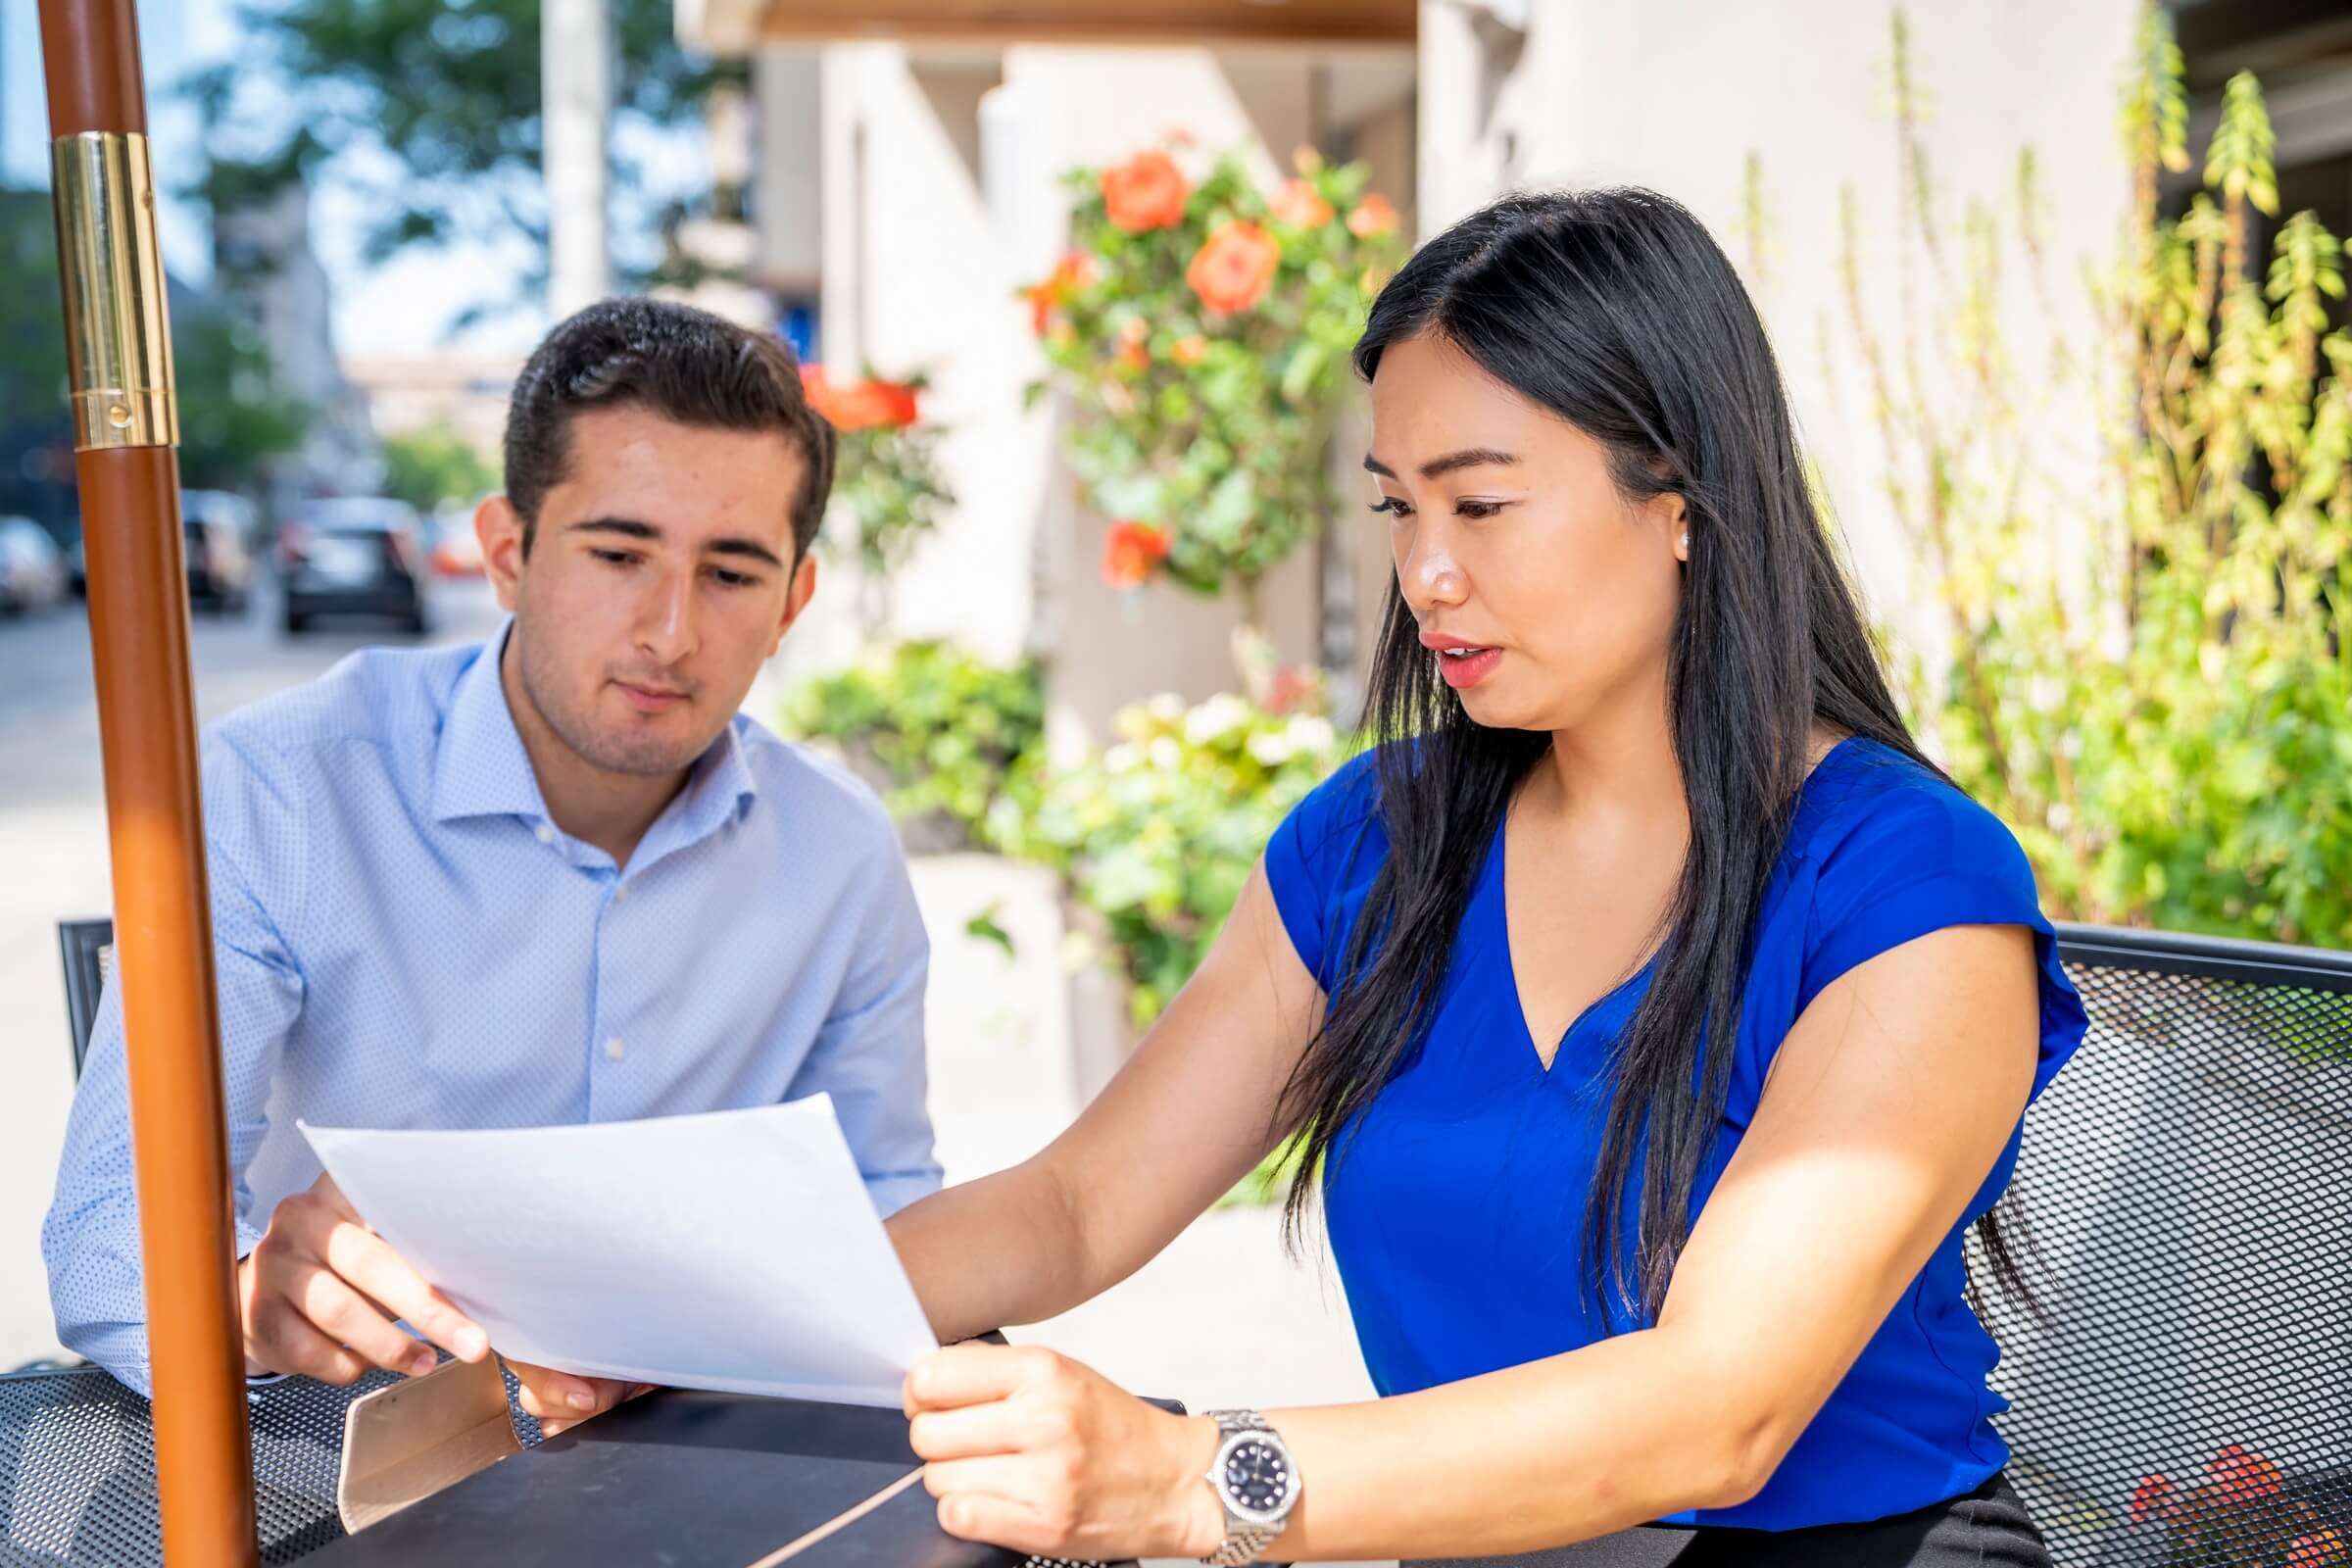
left=1456, top=500, right=1503, bottom=519
left=1368, top=497, right=1411, bottom=518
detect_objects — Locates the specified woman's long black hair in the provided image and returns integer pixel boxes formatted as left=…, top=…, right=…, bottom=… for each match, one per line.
left=1275, top=186, right=2034, bottom=1324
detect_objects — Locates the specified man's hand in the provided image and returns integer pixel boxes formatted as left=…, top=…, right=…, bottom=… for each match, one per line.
left=506, top=1362, right=655, bottom=1436
left=238, top=1172, right=490, bottom=1384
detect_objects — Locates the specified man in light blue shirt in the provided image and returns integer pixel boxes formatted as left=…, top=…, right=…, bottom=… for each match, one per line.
left=44, top=299, right=940, bottom=1423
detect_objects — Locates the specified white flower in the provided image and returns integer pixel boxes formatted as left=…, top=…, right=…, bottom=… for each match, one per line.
left=1104, top=742, right=1141, bottom=773
left=1185, top=692, right=1251, bottom=747
left=1247, top=731, right=1295, bottom=765
left=1148, top=735, right=1183, bottom=769
left=1286, top=715, right=1336, bottom=754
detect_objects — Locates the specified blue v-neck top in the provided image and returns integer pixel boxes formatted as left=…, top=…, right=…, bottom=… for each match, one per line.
left=1262, top=738, right=2087, bottom=1531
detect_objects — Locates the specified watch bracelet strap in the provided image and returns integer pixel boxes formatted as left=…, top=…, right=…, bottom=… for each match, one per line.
left=1201, top=1409, right=1288, bottom=1566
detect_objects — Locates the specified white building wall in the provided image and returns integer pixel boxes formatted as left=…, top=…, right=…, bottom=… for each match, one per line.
left=1418, top=0, right=2139, bottom=674
left=759, top=41, right=1413, bottom=745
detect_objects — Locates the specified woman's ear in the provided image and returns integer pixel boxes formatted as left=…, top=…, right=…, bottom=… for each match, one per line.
left=1663, top=492, right=1690, bottom=564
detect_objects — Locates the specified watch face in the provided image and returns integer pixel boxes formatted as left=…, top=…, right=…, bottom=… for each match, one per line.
left=1221, top=1438, right=1294, bottom=1518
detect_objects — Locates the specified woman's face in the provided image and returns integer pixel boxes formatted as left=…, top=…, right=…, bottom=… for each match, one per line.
left=1366, top=331, right=1688, bottom=735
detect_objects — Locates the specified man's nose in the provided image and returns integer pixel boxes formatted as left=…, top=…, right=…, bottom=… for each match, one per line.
left=634, top=564, right=698, bottom=663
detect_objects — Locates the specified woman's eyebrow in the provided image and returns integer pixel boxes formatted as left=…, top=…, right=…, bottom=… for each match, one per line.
left=1362, top=448, right=1523, bottom=480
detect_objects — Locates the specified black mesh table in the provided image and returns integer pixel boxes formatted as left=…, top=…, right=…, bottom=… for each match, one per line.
left=6, top=924, right=2349, bottom=1564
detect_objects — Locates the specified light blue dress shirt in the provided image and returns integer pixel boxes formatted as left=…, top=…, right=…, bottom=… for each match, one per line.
left=44, top=626, right=942, bottom=1393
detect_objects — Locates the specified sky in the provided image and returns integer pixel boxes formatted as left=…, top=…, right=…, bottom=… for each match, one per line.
left=1, top=0, right=571, bottom=360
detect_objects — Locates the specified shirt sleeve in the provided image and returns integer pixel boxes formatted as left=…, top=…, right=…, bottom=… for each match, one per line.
left=783, top=826, right=942, bottom=1217
left=1799, top=782, right=2088, bottom=1104
left=42, top=732, right=312, bottom=1395
left=1261, top=750, right=1381, bottom=993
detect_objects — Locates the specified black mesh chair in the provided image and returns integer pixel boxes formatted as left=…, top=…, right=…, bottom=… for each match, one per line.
left=55, top=919, right=112, bottom=1081
left=1976, top=925, right=2352, bottom=1567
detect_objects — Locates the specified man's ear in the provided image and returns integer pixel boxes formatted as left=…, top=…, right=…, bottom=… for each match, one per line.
left=478, top=495, right=527, bottom=612
left=768, top=553, right=819, bottom=658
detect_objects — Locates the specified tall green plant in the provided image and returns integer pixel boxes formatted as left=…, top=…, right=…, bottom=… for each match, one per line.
left=1822, top=6, right=2352, bottom=947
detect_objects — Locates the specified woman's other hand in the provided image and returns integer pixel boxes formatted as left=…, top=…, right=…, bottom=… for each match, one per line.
left=906, top=1342, right=1227, bottom=1561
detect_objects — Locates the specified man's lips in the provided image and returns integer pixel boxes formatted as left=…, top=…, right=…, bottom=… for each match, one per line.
left=613, top=679, right=690, bottom=712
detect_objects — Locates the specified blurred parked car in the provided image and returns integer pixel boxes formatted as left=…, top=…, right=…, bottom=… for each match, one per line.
left=277, top=498, right=430, bottom=635
left=427, top=503, right=485, bottom=577
left=0, top=516, right=69, bottom=614
left=180, top=489, right=256, bottom=613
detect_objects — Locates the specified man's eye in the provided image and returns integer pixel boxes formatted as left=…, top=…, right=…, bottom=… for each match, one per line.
left=592, top=549, right=638, bottom=565
left=1456, top=500, right=1503, bottom=519
left=709, top=567, right=757, bottom=589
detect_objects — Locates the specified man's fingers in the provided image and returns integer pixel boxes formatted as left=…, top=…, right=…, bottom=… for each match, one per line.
left=315, top=1219, right=488, bottom=1362
left=281, top=1257, right=434, bottom=1376
left=507, top=1362, right=639, bottom=1428
left=246, top=1295, right=371, bottom=1386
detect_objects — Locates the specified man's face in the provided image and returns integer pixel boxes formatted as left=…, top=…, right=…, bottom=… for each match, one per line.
left=479, top=404, right=817, bottom=780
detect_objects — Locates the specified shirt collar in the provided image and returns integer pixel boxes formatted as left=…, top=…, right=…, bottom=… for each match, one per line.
left=430, top=620, right=761, bottom=850
left=430, top=624, right=551, bottom=825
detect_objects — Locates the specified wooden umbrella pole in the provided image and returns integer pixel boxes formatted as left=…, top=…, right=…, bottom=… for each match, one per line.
left=35, top=2, right=257, bottom=1562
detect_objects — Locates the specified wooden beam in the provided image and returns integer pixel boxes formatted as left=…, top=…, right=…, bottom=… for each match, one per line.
left=749, top=0, right=1413, bottom=47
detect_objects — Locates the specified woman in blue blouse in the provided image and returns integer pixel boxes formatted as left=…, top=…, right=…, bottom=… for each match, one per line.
left=879, top=188, right=2085, bottom=1565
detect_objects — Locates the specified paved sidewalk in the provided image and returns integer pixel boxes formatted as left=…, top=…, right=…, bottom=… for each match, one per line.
left=907, top=854, right=1388, bottom=1568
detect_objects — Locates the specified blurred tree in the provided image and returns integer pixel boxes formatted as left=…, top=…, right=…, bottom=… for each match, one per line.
left=0, top=191, right=308, bottom=518
left=182, top=0, right=734, bottom=325
left=380, top=424, right=500, bottom=512
left=0, top=188, right=76, bottom=525
left=172, top=303, right=315, bottom=492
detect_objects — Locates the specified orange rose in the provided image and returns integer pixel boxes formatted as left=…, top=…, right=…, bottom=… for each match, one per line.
left=1187, top=222, right=1280, bottom=316
left=803, top=368, right=918, bottom=431
left=1348, top=192, right=1399, bottom=238
left=2206, top=1445, right=2284, bottom=1505
left=2127, top=1475, right=2177, bottom=1524
left=1102, top=150, right=1189, bottom=232
left=1021, top=250, right=1099, bottom=335
left=1101, top=521, right=1171, bottom=589
left=1115, top=341, right=1150, bottom=374
left=1171, top=334, right=1208, bottom=366
left=1270, top=178, right=1334, bottom=229
left=2290, top=1530, right=2348, bottom=1567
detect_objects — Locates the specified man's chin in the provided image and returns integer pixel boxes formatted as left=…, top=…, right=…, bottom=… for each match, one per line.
left=577, top=717, right=715, bottom=778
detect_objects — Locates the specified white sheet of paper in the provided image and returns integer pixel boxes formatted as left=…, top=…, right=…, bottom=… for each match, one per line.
left=299, top=1097, right=938, bottom=1406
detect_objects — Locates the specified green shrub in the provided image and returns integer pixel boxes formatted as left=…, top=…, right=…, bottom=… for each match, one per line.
left=777, top=641, right=1045, bottom=852
left=1821, top=7, right=2352, bottom=947
left=1002, top=687, right=1349, bottom=1029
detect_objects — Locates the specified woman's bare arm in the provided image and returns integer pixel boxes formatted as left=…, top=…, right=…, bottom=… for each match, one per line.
left=888, top=859, right=1325, bottom=1344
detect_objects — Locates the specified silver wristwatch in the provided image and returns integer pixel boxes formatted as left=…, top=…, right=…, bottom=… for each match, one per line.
left=1199, top=1408, right=1301, bottom=1566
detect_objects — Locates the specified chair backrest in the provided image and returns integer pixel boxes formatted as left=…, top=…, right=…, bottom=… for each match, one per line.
left=1983, top=924, right=2352, bottom=1566
left=57, top=917, right=113, bottom=1080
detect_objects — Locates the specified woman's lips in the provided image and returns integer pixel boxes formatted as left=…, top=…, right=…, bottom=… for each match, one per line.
left=1435, top=646, right=1500, bottom=689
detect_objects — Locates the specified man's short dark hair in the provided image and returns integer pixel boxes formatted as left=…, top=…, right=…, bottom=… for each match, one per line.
left=503, top=297, right=838, bottom=561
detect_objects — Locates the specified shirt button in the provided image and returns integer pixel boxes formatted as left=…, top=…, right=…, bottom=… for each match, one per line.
left=535, top=823, right=557, bottom=846
left=605, top=1037, right=627, bottom=1061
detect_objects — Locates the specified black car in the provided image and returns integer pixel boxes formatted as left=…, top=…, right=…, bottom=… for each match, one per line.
left=279, top=498, right=430, bottom=635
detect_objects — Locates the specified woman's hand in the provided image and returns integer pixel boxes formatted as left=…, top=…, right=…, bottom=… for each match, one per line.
left=906, top=1342, right=1227, bottom=1561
